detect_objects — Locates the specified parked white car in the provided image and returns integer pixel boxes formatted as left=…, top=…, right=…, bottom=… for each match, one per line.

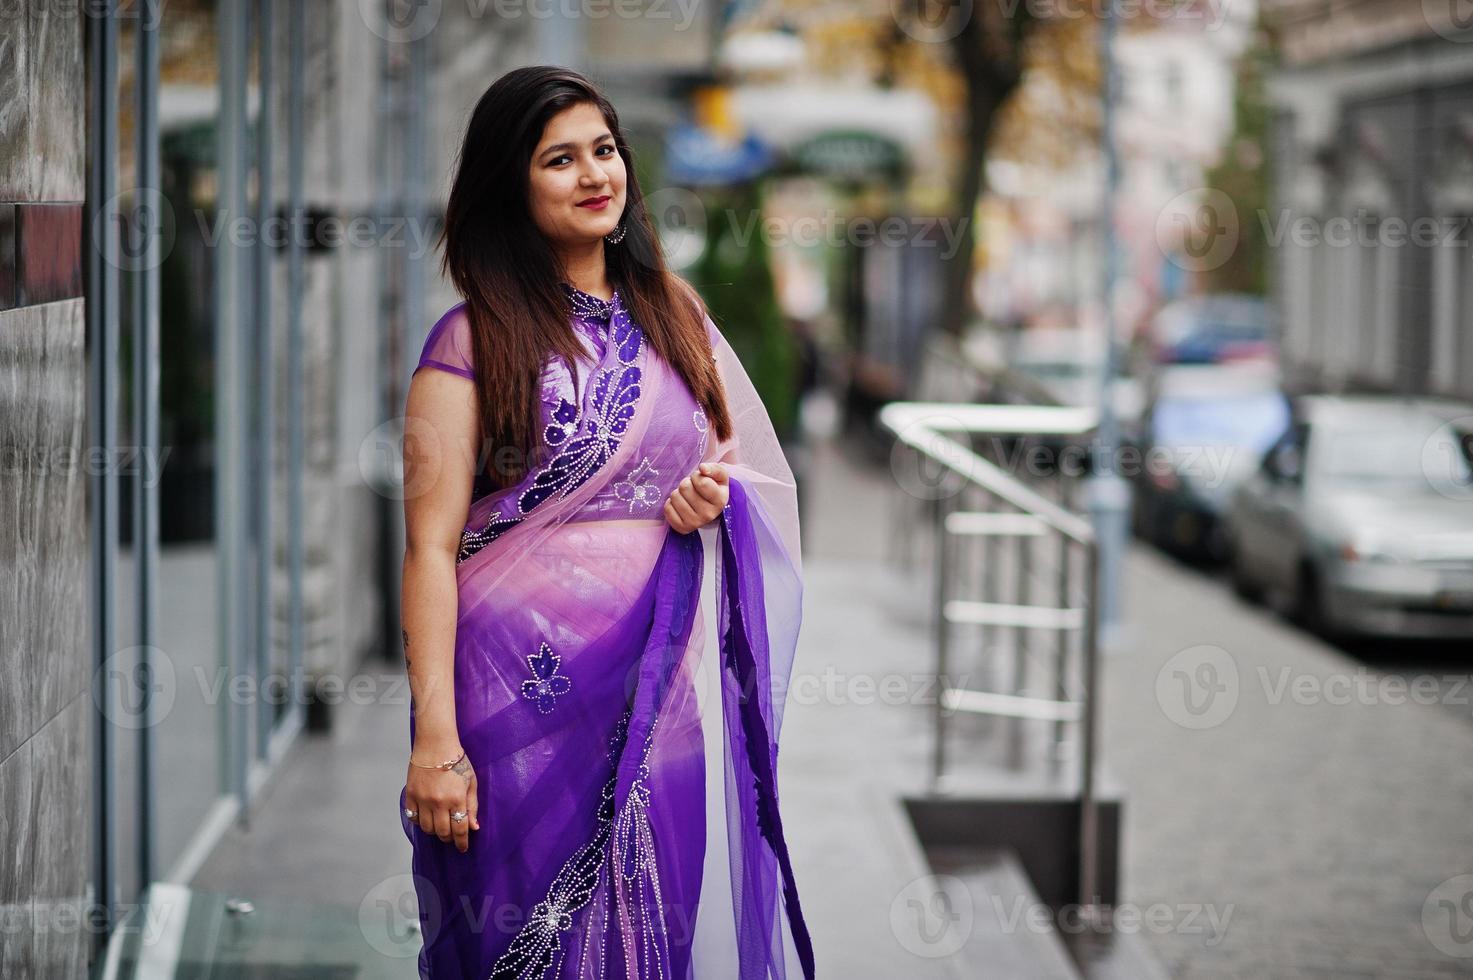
left=1225, top=395, right=1473, bottom=640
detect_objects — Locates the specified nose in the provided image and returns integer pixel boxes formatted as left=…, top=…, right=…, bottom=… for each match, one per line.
left=580, top=153, right=612, bottom=187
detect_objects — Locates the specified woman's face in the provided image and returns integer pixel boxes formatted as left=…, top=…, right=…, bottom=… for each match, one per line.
left=527, top=102, right=626, bottom=252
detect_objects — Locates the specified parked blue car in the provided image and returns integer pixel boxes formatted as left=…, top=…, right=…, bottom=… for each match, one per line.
left=1147, top=294, right=1276, bottom=366
left=1130, top=364, right=1289, bottom=562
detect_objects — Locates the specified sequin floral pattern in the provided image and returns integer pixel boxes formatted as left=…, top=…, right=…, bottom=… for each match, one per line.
left=456, top=288, right=645, bottom=565
left=489, top=709, right=667, bottom=979
left=520, top=642, right=574, bottom=714
left=692, top=406, right=709, bottom=458
left=612, top=456, right=663, bottom=515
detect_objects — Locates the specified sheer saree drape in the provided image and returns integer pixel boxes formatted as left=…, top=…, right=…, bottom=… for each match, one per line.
left=401, top=291, right=814, bottom=979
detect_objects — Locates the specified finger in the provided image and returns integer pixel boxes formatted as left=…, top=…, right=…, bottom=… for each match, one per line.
left=699, top=462, right=729, bottom=484
left=468, top=773, right=480, bottom=831
left=676, top=478, right=708, bottom=511
left=417, top=802, right=435, bottom=837
left=434, top=806, right=453, bottom=843
left=663, top=497, right=690, bottom=533
left=403, top=790, right=420, bottom=826
left=691, top=474, right=724, bottom=506
left=452, top=807, right=471, bottom=853
left=684, top=477, right=723, bottom=518
left=669, top=489, right=701, bottom=527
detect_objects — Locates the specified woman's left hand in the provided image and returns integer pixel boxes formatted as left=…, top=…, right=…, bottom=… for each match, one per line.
left=664, top=462, right=728, bottom=533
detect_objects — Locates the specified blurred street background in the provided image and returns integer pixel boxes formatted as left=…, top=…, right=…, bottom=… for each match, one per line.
left=5, top=0, right=1473, bottom=977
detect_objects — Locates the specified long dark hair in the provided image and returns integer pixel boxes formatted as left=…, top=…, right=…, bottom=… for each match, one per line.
left=438, top=65, right=733, bottom=490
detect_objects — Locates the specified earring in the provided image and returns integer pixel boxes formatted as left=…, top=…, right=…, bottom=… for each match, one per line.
left=604, top=220, right=626, bottom=244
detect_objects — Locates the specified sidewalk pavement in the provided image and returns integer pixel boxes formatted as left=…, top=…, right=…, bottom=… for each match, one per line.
left=1100, top=545, right=1473, bottom=979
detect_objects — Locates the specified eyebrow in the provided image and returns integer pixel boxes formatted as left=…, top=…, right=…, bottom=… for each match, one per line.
left=539, top=133, right=615, bottom=159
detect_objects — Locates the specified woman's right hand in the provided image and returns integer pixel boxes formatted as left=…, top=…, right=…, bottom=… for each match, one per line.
left=405, top=744, right=481, bottom=853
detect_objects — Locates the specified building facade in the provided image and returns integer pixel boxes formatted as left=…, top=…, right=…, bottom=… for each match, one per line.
left=0, top=2, right=88, bottom=976
left=1266, top=0, right=1473, bottom=398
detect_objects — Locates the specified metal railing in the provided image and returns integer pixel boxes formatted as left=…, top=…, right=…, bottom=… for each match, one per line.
left=878, top=397, right=1105, bottom=912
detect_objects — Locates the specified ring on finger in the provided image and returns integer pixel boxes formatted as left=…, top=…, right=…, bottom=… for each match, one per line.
left=403, top=807, right=418, bottom=819
left=450, top=810, right=468, bottom=823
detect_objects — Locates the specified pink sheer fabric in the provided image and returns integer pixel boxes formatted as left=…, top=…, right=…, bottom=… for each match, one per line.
left=401, top=285, right=812, bottom=979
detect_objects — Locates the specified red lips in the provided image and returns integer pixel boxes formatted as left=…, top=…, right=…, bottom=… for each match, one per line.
left=577, top=195, right=611, bottom=208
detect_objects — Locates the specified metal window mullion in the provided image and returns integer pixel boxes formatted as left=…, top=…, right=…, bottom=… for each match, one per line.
left=217, top=0, right=251, bottom=818
left=286, top=0, right=307, bottom=733
left=253, top=0, right=276, bottom=764
left=86, top=0, right=122, bottom=949
left=133, top=0, right=162, bottom=892
left=405, top=26, right=428, bottom=385
left=376, top=8, right=403, bottom=671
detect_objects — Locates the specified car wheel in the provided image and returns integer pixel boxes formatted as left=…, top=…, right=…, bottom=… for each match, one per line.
left=1204, top=519, right=1230, bottom=566
left=1130, top=488, right=1150, bottom=539
left=1228, top=537, right=1262, bottom=602
left=1292, top=561, right=1338, bottom=639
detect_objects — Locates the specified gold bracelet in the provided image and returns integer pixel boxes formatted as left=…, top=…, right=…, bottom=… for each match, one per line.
left=409, top=748, right=466, bottom=771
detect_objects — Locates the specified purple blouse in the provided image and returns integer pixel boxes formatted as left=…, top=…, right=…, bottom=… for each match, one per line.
left=414, top=282, right=620, bottom=500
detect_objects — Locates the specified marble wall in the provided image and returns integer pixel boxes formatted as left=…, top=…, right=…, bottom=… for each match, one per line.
left=0, top=2, right=90, bottom=978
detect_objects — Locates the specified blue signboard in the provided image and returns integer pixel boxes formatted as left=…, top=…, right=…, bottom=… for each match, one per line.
left=664, top=123, right=775, bottom=186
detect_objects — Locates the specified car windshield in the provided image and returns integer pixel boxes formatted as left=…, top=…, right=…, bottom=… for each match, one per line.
left=1318, top=422, right=1473, bottom=493
left=1018, top=362, right=1087, bottom=382
left=1182, top=321, right=1267, bottom=346
left=1158, top=301, right=1270, bottom=346
left=1153, top=392, right=1288, bottom=451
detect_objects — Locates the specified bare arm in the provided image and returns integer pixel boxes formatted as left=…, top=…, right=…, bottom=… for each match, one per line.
left=400, top=366, right=482, bottom=851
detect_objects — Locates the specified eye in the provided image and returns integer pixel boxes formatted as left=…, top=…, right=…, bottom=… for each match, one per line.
left=547, top=144, right=616, bottom=167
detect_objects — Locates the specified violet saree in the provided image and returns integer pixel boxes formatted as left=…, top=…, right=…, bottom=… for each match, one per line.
left=400, top=283, right=815, bottom=980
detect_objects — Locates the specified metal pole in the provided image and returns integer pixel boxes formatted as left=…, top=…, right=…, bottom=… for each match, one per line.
left=133, top=0, right=162, bottom=890
left=253, top=0, right=276, bottom=762
left=1011, top=507, right=1030, bottom=766
left=930, top=491, right=952, bottom=788
left=1078, top=543, right=1102, bottom=913
left=86, top=0, right=121, bottom=946
left=1053, top=533, right=1071, bottom=756
left=217, top=0, right=250, bottom=818
left=1086, top=0, right=1131, bottom=631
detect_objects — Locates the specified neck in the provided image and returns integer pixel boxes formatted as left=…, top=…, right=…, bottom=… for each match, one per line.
left=558, top=240, right=612, bottom=300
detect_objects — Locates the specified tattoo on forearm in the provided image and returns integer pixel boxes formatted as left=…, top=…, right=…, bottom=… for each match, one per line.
left=452, top=755, right=473, bottom=785
left=402, top=628, right=411, bottom=666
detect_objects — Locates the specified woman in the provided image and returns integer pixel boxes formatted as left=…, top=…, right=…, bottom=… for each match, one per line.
left=398, top=66, right=815, bottom=979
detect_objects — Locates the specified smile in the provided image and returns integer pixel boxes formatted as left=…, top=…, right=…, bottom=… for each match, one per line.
left=577, top=196, right=611, bottom=210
